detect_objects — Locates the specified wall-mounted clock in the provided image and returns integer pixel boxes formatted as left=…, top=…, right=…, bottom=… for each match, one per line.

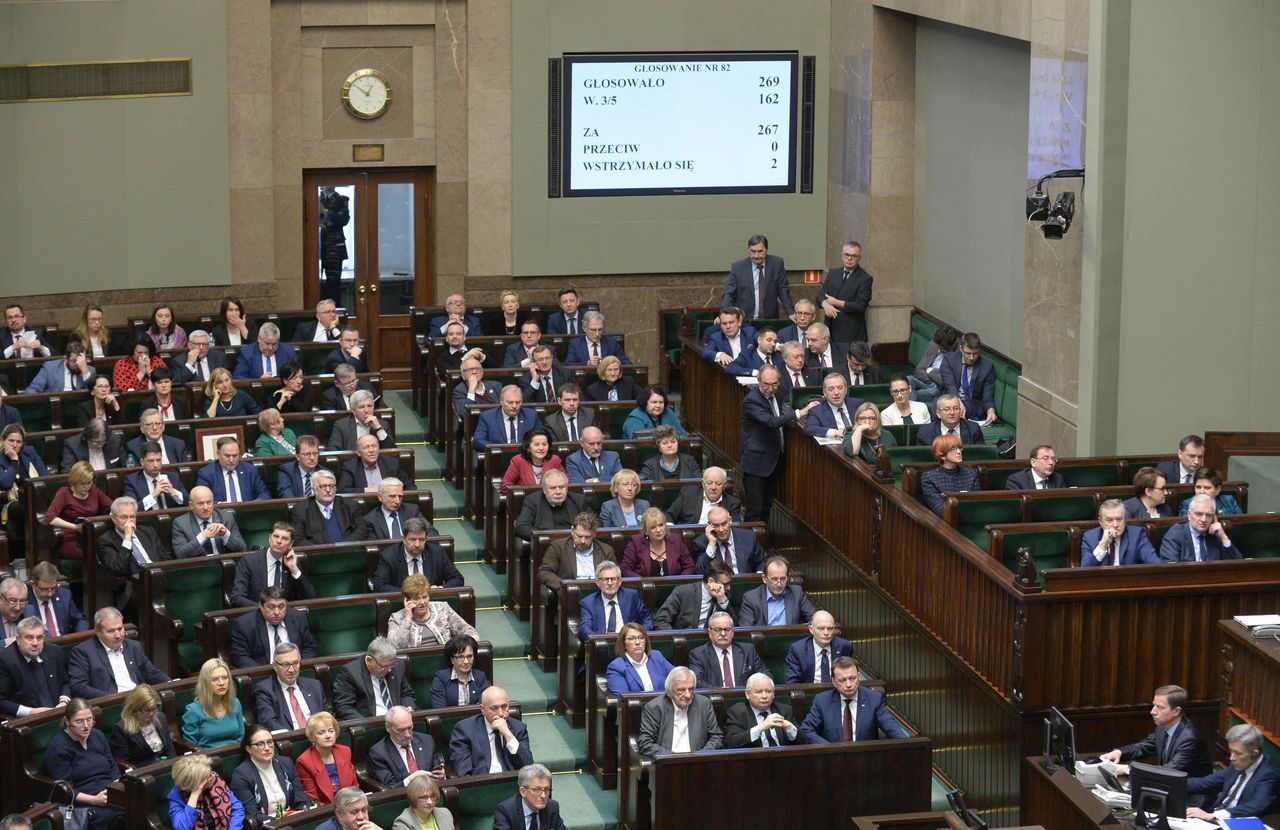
left=342, top=68, right=391, bottom=119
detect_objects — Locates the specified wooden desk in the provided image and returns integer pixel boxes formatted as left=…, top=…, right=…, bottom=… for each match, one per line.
left=1021, top=755, right=1121, bottom=830
left=851, top=812, right=971, bottom=830
left=1221, top=618, right=1280, bottom=741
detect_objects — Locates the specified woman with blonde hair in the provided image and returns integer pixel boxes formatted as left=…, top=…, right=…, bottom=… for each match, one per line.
left=294, top=711, right=358, bottom=806
left=598, top=469, right=649, bottom=529
left=483, top=290, right=526, bottom=336
left=73, top=304, right=112, bottom=358
left=181, top=657, right=245, bottom=748
left=621, top=507, right=694, bottom=577
left=204, top=367, right=259, bottom=418
left=44, top=460, right=112, bottom=560
left=843, top=401, right=897, bottom=464
left=585, top=355, right=643, bottom=402
left=166, top=752, right=245, bottom=830
left=387, top=574, right=480, bottom=649
left=392, top=771, right=455, bottom=830
left=254, top=408, right=298, bottom=457
left=110, top=683, right=176, bottom=767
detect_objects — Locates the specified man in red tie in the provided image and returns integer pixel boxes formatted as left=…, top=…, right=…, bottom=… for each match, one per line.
left=366, top=705, right=444, bottom=787
left=800, top=656, right=907, bottom=743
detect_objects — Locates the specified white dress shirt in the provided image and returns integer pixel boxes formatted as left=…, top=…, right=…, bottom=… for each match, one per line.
left=670, top=705, right=691, bottom=753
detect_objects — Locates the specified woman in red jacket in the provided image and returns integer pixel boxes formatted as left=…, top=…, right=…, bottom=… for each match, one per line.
left=500, top=427, right=563, bottom=494
left=294, top=711, right=358, bottom=806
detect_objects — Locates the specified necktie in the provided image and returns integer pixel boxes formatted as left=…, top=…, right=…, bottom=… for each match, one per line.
left=567, top=317, right=576, bottom=335
left=721, top=649, right=733, bottom=686
left=529, top=811, right=541, bottom=830
left=592, top=342, right=600, bottom=360
left=43, top=601, right=58, bottom=638
left=718, top=543, right=733, bottom=571
left=194, top=360, right=204, bottom=381
left=389, top=512, right=402, bottom=540
left=753, top=266, right=763, bottom=318
left=842, top=698, right=854, bottom=741
left=544, top=375, right=554, bottom=400
left=820, top=648, right=831, bottom=683
left=270, top=625, right=280, bottom=653
left=274, top=560, right=284, bottom=587
left=201, top=521, right=217, bottom=555
left=852, top=373, right=862, bottom=386
left=404, top=744, right=418, bottom=773
left=286, top=686, right=307, bottom=728
left=842, top=268, right=850, bottom=284
left=265, top=355, right=275, bottom=376
left=757, top=710, right=773, bottom=747
left=70, top=372, right=82, bottom=391
left=962, top=366, right=971, bottom=400
left=1195, top=534, right=1205, bottom=562
left=820, top=353, right=828, bottom=368
left=590, top=456, right=600, bottom=477
left=303, top=472, right=313, bottom=498
left=493, top=730, right=508, bottom=770
left=1111, top=542, right=1119, bottom=567
left=378, top=677, right=393, bottom=710
left=410, top=557, right=420, bottom=575
left=793, top=372, right=802, bottom=386
left=1184, top=473, right=1193, bottom=484
left=606, top=600, right=618, bottom=633
left=1221, top=770, right=1248, bottom=809
left=1162, top=726, right=1177, bottom=765
left=226, top=471, right=240, bottom=502
left=1038, top=480, right=1047, bottom=490
left=508, top=416, right=517, bottom=443
left=131, top=537, right=150, bottom=565
left=567, top=417, right=577, bottom=442
left=770, top=396, right=784, bottom=448
left=836, top=407, right=850, bottom=429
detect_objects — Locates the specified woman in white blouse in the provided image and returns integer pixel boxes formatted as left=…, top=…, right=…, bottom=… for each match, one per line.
left=880, top=374, right=932, bottom=426
left=386, top=574, right=479, bottom=648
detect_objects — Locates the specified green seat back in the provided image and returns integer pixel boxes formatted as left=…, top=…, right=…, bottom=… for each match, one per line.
left=847, top=383, right=894, bottom=408
left=1148, top=523, right=1175, bottom=548
left=790, top=389, right=824, bottom=411
left=405, top=652, right=453, bottom=704
left=12, top=398, right=52, bottom=431
left=993, top=361, right=1020, bottom=428
left=997, top=528, right=1074, bottom=574
left=1227, top=519, right=1280, bottom=559
left=759, top=631, right=795, bottom=680
left=231, top=504, right=286, bottom=548
left=30, top=718, right=65, bottom=774
left=162, top=564, right=226, bottom=675
left=603, top=406, right=632, bottom=436
left=909, top=314, right=940, bottom=367
left=1057, top=464, right=1122, bottom=488
left=297, top=349, right=329, bottom=375
left=304, top=548, right=371, bottom=597
left=954, top=499, right=1023, bottom=551
left=1028, top=494, right=1097, bottom=523
left=308, top=603, right=380, bottom=657
left=454, top=779, right=522, bottom=830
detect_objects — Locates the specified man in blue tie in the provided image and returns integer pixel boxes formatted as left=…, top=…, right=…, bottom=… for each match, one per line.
left=724, top=673, right=801, bottom=748
left=939, top=332, right=998, bottom=425
left=785, top=610, right=854, bottom=684
left=1158, top=495, right=1243, bottom=562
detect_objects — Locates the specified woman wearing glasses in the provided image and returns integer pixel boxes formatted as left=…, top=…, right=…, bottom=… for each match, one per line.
left=606, top=623, right=676, bottom=694
left=430, top=634, right=490, bottom=708
left=44, top=698, right=126, bottom=830
left=393, top=771, right=454, bottom=830
left=229, top=723, right=313, bottom=820
left=880, top=375, right=932, bottom=426
left=842, top=402, right=897, bottom=464
left=110, top=684, right=176, bottom=767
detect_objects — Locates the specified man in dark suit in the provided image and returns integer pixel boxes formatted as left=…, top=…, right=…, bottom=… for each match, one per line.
left=493, top=764, right=567, bottom=830
left=322, top=325, right=368, bottom=374
left=338, top=434, right=406, bottom=493
left=504, top=320, right=545, bottom=368
left=776, top=299, right=817, bottom=345
left=518, top=345, right=573, bottom=403
left=940, top=332, right=998, bottom=425
left=229, top=522, right=318, bottom=607
left=171, top=485, right=247, bottom=559
left=701, top=307, right=757, bottom=366
left=565, top=311, right=631, bottom=366
left=371, top=517, right=462, bottom=592
left=0, top=304, right=51, bottom=360
left=725, top=328, right=781, bottom=378
left=276, top=436, right=332, bottom=499
left=740, top=366, right=819, bottom=522
left=776, top=342, right=822, bottom=399
left=915, top=395, right=986, bottom=446
left=67, top=606, right=169, bottom=698
left=1006, top=445, right=1065, bottom=490
left=123, top=441, right=188, bottom=511
left=537, top=511, right=615, bottom=593
left=804, top=373, right=865, bottom=439
left=738, top=556, right=818, bottom=626
left=1186, top=724, right=1279, bottom=820
left=428, top=294, right=482, bottom=337
left=253, top=641, right=330, bottom=732
left=802, top=322, right=845, bottom=374
left=291, top=299, right=341, bottom=343
left=653, top=560, right=736, bottom=630
left=96, top=496, right=173, bottom=617
left=168, top=329, right=229, bottom=384
left=815, top=241, right=874, bottom=344
left=126, top=410, right=190, bottom=466
left=545, top=287, right=585, bottom=335
left=473, top=386, right=541, bottom=451
left=331, top=637, right=417, bottom=719
left=355, top=478, right=424, bottom=541
left=1158, top=435, right=1206, bottom=486
left=839, top=341, right=884, bottom=388
left=1159, top=495, right=1243, bottom=562
left=722, top=234, right=794, bottom=319
left=59, top=419, right=127, bottom=474
left=452, top=357, right=503, bottom=418
left=692, top=507, right=767, bottom=574
left=1081, top=500, right=1161, bottom=567
left=291, top=470, right=361, bottom=546
left=543, top=384, right=596, bottom=444
left=1099, top=684, right=1212, bottom=780
left=448, top=685, right=534, bottom=775
left=195, top=436, right=271, bottom=503
left=232, top=323, right=298, bottom=379
left=725, top=673, right=801, bottom=748
left=24, top=562, right=88, bottom=638
left=433, top=321, right=481, bottom=381
left=636, top=666, right=723, bottom=754
left=229, top=586, right=317, bottom=668
left=801, top=656, right=906, bottom=743
left=564, top=426, right=620, bottom=483
left=786, top=610, right=854, bottom=683
left=0, top=618, right=70, bottom=717
left=666, top=466, right=743, bottom=524
left=367, top=705, right=445, bottom=787
left=578, top=560, right=653, bottom=643
left=514, top=470, right=586, bottom=540
left=320, top=364, right=376, bottom=412
left=688, top=612, right=769, bottom=688
left=327, top=390, right=395, bottom=452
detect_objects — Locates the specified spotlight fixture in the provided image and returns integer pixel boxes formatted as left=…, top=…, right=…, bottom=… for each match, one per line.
left=1026, top=168, right=1084, bottom=239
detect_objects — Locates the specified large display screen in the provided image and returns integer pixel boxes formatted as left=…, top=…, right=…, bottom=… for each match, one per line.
left=562, top=51, right=798, bottom=197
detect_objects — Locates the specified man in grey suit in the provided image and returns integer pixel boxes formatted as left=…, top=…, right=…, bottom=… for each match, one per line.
left=542, top=384, right=597, bottom=444
left=172, top=486, right=247, bottom=558
left=738, top=556, right=818, bottom=627
left=722, top=234, right=794, bottom=319
left=636, top=666, right=723, bottom=755
left=653, top=559, right=735, bottom=630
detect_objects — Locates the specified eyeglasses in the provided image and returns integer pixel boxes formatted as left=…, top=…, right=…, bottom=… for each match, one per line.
left=2, top=596, right=25, bottom=606
left=709, top=627, right=734, bottom=634
left=274, top=660, right=301, bottom=670
left=624, top=636, right=647, bottom=643
left=70, top=717, right=94, bottom=726
left=248, top=740, right=273, bottom=749
left=765, top=576, right=789, bottom=584
left=523, top=786, right=552, bottom=796
left=451, top=653, right=475, bottom=662
left=415, top=794, right=438, bottom=802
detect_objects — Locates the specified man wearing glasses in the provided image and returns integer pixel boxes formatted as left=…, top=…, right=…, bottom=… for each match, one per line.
left=68, top=606, right=169, bottom=699
left=252, top=641, right=329, bottom=732
left=494, top=763, right=566, bottom=830
left=577, top=561, right=652, bottom=643
left=0, top=577, right=31, bottom=645
left=332, top=637, right=416, bottom=720
left=687, top=612, right=769, bottom=689
left=738, top=556, right=818, bottom=627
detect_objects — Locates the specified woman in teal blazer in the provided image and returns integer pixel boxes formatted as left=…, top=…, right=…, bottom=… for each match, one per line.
left=182, top=658, right=246, bottom=749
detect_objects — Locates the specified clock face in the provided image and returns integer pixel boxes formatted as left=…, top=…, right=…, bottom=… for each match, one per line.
left=342, top=69, right=391, bottom=119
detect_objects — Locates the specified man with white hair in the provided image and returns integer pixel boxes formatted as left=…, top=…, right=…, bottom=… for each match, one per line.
left=636, top=666, right=722, bottom=755
left=317, top=787, right=385, bottom=830
left=366, top=705, right=444, bottom=787
left=493, top=764, right=566, bottom=830
left=328, top=388, right=394, bottom=452
left=1186, top=724, right=1279, bottom=820
left=565, top=310, right=631, bottom=366
left=233, top=321, right=297, bottom=379
left=1159, top=494, right=1243, bottom=562
left=725, top=673, right=801, bottom=748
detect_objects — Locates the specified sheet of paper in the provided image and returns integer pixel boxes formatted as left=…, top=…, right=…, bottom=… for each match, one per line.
left=1235, top=614, right=1280, bottom=627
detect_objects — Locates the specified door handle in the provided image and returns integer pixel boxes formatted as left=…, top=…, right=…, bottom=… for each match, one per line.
left=368, top=283, right=378, bottom=293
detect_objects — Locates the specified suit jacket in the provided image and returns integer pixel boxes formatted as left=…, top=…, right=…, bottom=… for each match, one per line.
left=815, top=265, right=874, bottom=344
left=725, top=700, right=800, bottom=748
left=292, top=320, right=340, bottom=342
left=323, top=347, right=368, bottom=375
left=518, top=365, right=574, bottom=403
left=168, top=349, right=229, bottom=385
left=688, top=641, right=769, bottom=688
left=451, top=379, right=502, bottom=418
left=1159, top=522, right=1243, bottom=562
left=915, top=419, right=985, bottom=446
left=0, top=326, right=51, bottom=358
left=543, top=408, right=598, bottom=444
left=606, top=652, right=677, bottom=694
left=23, top=585, right=88, bottom=636
left=447, top=713, right=533, bottom=776
left=637, top=693, right=723, bottom=755
left=785, top=635, right=855, bottom=683
left=122, top=470, right=188, bottom=511
left=229, top=607, right=316, bottom=668
left=940, top=352, right=997, bottom=417
left=565, top=334, right=631, bottom=366
left=68, top=635, right=169, bottom=698
left=1188, top=755, right=1280, bottom=817
left=24, top=359, right=96, bottom=394
left=492, top=793, right=566, bottom=830
left=331, top=656, right=416, bottom=719
left=1123, top=496, right=1174, bottom=521
left=126, top=434, right=189, bottom=466
left=692, top=528, right=767, bottom=575
left=586, top=375, right=644, bottom=403
left=538, top=539, right=615, bottom=591
left=230, top=549, right=318, bottom=607
left=196, top=461, right=271, bottom=503
left=1081, top=525, right=1160, bottom=567
left=1118, top=717, right=1213, bottom=777
left=653, top=581, right=737, bottom=630
left=739, top=387, right=797, bottom=476
left=1157, top=459, right=1198, bottom=486
left=800, top=686, right=906, bottom=743
left=599, top=498, right=651, bottom=530
left=803, top=399, right=866, bottom=438
left=371, top=540, right=463, bottom=592
left=621, top=533, right=695, bottom=578
left=252, top=675, right=329, bottom=732
left=738, top=584, right=817, bottom=627
left=666, top=490, right=743, bottom=525
left=428, top=314, right=481, bottom=337
left=230, top=755, right=311, bottom=817
left=338, top=455, right=405, bottom=494
left=1005, top=469, right=1066, bottom=490
left=0, top=641, right=69, bottom=715
left=73, top=399, right=122, bottom=429
left=327, top=414, right=395, bottom=453
left=276, top=461, right=331, bottom=500
left=514, top=492, right=587, bottom=540
left=473, top=406, right=541, bottom=450
left=503, top=341, right=539, bottom=367
left=723, top=254, right=793, bottom=318
left=579, top=588, right=653, bottom=642
left=110, top=711, right=176, bottom=767
left=355, top=503, right=425, bottom=542
left=59, top=434, right=127, bottom=474
left=393, top=807, right=455, bottom=830
left=430, top=667, right=490, bottom=709
left=320, top=380, right=376, bottom=413
left=837, top=362, right=884, bottom=387
left=564, top=448, right=620, bottom=483
left=701, top=325, right=758, bottom=363
left=545, top=310, right=583, bottom=335
left=725, top=348, right=780, bottom=378
left=296, top=743, right=357, bottom=806
left=212, top=321, right=260, bottom=347
left=777, top=365, right=822, bottom=399
left=232, top=341, right=298, bottom=379
left=171, top=508, right=247, bottom=559
left=96, top=524, right=172, bottom=579
left=291, top=496, right=362, bottom=546
left=367, top=733, right=442, bottom=787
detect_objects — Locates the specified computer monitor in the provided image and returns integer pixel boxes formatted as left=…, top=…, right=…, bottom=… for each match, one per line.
left=1041, top=705, right=1077, bottom=773
left=945, top=789, right=988, bottom=830
left=1130, top=761, right=1188, bottom=830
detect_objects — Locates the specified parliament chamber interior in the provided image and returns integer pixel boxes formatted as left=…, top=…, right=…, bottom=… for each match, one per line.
left=1, top=1, right=1279, bottom=830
